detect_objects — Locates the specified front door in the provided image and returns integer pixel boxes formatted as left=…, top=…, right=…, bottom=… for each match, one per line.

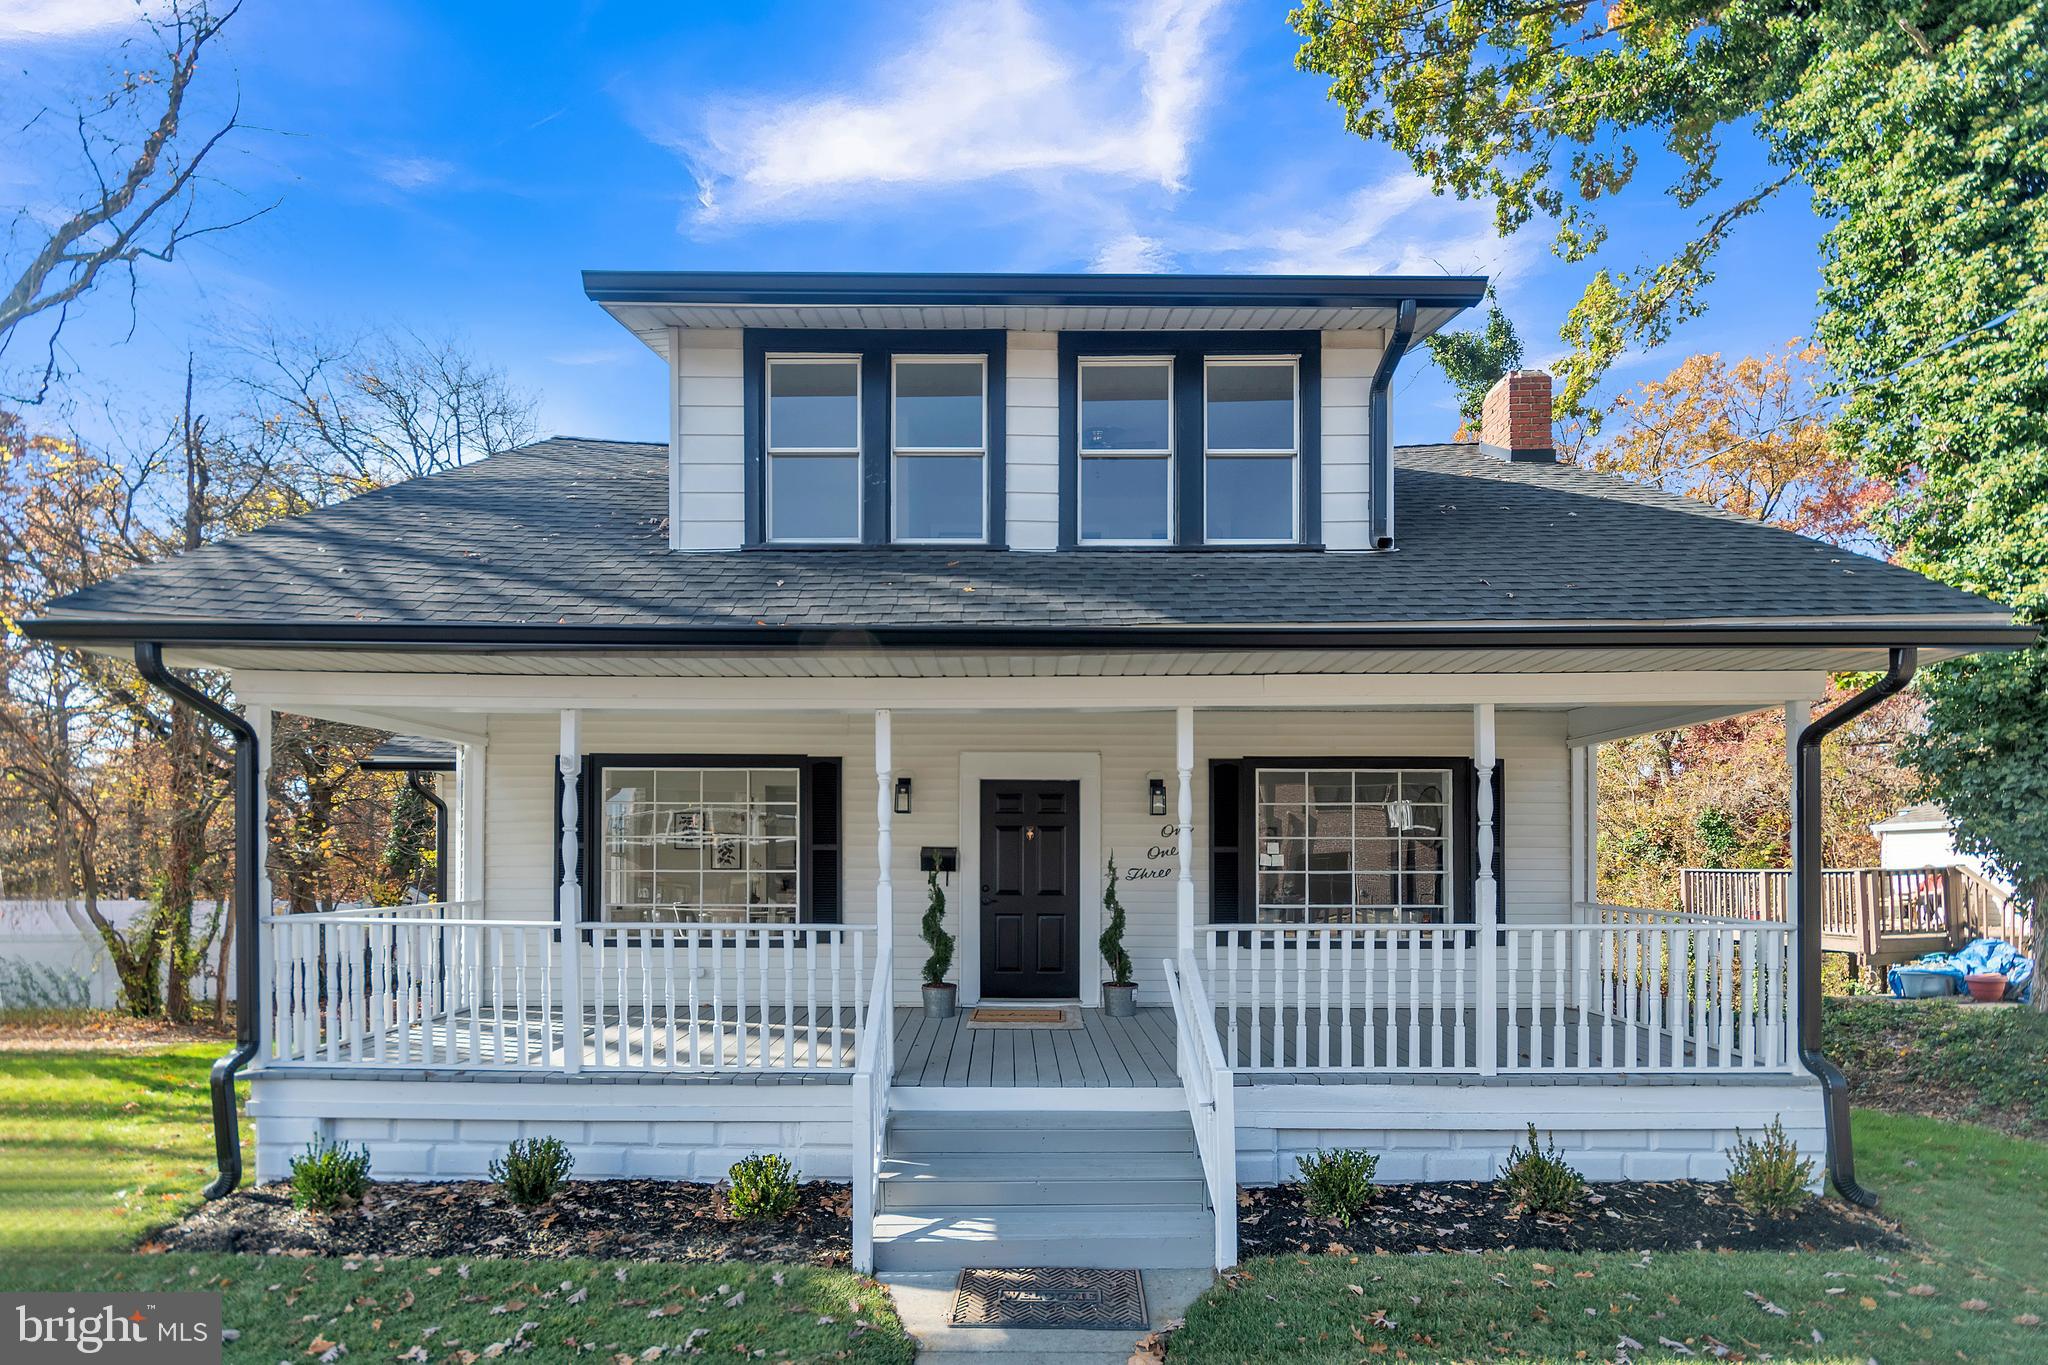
left=979, top=779, right=1081, bottom=999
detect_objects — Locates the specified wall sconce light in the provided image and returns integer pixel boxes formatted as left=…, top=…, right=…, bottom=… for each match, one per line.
left=894, top=776, right=913, bottom=815
left=1148, top=775, right=1168, bottom=817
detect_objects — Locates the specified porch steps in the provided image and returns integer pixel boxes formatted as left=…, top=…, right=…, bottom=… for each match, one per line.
left=872, top=1110, right=1214, bottom=1270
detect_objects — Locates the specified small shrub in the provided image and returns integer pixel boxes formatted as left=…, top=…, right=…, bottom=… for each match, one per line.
left=1100, top=856, right=1134, bottom=986
left=1499, top=1123, right=1584, bottom=1215
left=490, top=1136, right=575, bottom=1206
left=1725, top=1117, right=1815, bottom=1219
left=726, top=1152, right=800, bottom=1223
left=920, top=869, right=954, bottom=988
left=289, top=1135, right=371, bottom=1211
left=1297, top=1147, right=1380, bottom=1226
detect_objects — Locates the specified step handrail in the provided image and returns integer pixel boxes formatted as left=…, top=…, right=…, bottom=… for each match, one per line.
left=1165, top=952, right=1238, bottom=1271
left=850, top=943, right=893, bottom=1274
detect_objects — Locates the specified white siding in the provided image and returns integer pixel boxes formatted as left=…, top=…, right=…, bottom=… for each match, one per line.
left=672, top=330, right=745, bottom=551
left=1005, top=332, right=1060, bottom=550
left=1320, top=332, right=1384, bottom=551
left=481, top=708, right=1569, bottom=1004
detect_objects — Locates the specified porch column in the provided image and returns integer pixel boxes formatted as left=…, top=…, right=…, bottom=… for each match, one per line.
left=1568, top=743, right=1587, bottom=907
left=1784, top=700, right=1808, bottom=930
left=1176, top=706, right=1195, bottom=957
left=248, top=705, right=272, bottom=1046
left=557, top=709, right=582, bottom=1072
left=455, top=737, right=487, bottom=904
left=1474, top=703, right=1499, bottom=1074
left=875, top=710, right=894, bottom=947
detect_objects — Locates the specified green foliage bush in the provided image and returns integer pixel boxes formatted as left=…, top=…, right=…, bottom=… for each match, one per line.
left=726, top=1152, right=801, bottom=1223
left=1724, top=1117, right=1815, bottom=1219
left=1499, top=1124, right=1584, bottom=1215
left=1297, top=1147, right=1379, bottom=1226
left=289, top=1135, right=371, bottom=1212
left=920, top=869, right=954, bottom=988
left=490, top=1136, right=575, bottom=1206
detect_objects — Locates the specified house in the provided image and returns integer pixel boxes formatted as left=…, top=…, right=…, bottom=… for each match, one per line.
left=1872, top=802, right=2012, bottom=891
left=25, top=272, right=2031, bottom=1271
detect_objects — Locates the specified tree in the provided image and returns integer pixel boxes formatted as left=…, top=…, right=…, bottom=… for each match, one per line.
left=1586, top=340, right=1885, bottom=545
left=370, top=779, right=436, bottom=908
left=1, top=1, right=264, bottom=401
left=1425, top=288, right=1523, bottom=432
left=1287, top=3, right=2025, bottom=421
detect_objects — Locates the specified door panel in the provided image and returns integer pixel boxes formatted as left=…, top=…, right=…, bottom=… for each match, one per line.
left=979, top=779, right=1081, bottom=999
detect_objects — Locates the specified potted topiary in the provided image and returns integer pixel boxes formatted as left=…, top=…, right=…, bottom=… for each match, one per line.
left=921, top=867, right=957, bottom=1018
left=1101, top=855, right=1136, bottom=1016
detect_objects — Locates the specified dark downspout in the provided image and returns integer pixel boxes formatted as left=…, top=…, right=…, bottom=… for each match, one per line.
left=407, top=770, right=451, bottom=903
left=134, top=642, right=260, bottom=1199
left=1794, top=646, right=1917, bottom=1207
left=1367, top=298, right=1418, bottom=550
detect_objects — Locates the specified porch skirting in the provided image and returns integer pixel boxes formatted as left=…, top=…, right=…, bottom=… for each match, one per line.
left=1232, top=1074, right=1826, bottom=1186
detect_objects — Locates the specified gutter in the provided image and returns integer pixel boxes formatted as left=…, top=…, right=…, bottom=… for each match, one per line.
left=1793, top=646, right=1917, bottom=1207
left=1368, top=299, right=1419, bottom=550
left=133, top=642, right=260, bottom=1200
left=406, top=770, right=451, bottom=903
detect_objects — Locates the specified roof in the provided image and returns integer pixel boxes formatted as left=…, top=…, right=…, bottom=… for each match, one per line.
left=359, top=736, right=458, bottom=771
left=23, top=438, right=2024, bottom=653
left=1872, top=802, right=1951, bottom=832
left=583, top=270, right=1485, bottom=359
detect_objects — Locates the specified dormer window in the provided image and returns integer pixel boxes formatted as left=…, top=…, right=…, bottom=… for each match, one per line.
left=1077, top=359, right=1173, bottom=544
left=766, top=357, right=861, bottom=543
left=892, top=357, right=988, bottom=542
left=1204, top=359, right=1299, bottom=543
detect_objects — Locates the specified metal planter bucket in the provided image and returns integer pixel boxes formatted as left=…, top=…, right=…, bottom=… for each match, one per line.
left=922, top=983, right=958, bottom=1019
left=1101, top=982, right=1137, bottom=1017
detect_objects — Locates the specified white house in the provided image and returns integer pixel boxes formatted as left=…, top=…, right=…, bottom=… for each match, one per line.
left=26, top=272, right=2031, bottom=1272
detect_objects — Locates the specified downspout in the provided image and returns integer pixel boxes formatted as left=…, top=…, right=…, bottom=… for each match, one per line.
left=1367, top=298, right=1418, bottom=550
left=1794, top=646, right=1917, bottom=1207
left=134, top=642, right=260, bottom=1199
left=407, top=770, right=451, bottom=903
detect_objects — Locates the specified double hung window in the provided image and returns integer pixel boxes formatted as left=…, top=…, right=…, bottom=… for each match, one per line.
left=765, top=358, right=861, bottom=543
left=1077, top=359, right=1173, bottom=544
left=1204, top=359, right=1299, bottom=543
left=892, top=357, right=988, bottom=542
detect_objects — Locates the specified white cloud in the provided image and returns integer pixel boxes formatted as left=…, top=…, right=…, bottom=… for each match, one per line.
left=374, top=155, right=455, bottom=191
left=673, top=0, right=1229, bottom=224
left=1199, top=178, right=1523, bottom=278
left=1090, top=232, right=1173, bottom=274
left=0, top=0, right=135, bottom=42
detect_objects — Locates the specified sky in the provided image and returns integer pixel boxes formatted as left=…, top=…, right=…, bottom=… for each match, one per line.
left=1, top=0, right=1830, bottom=449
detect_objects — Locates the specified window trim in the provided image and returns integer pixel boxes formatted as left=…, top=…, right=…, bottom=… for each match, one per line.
left=1075, top=356, right=1176, bottom=547
left=764, top=354, right=864, bottom=545
left=577, top=752, right=838, bottom=924
left=742, top=329, right=1006, bottom=549
left=1202, top=356, right=1301, bottom=546
left=1057, top=330, right=1320, bottom=549
left=890, top=353, right=990, bottom=544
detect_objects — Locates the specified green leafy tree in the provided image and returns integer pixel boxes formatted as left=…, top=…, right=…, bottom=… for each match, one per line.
left=1100, top=855, right=1133, bottom=986
left=1424, top=289, right=1523, bottom=431
left=919, top=868, right=954, bottom=988
left=369, top=778, right=435, bottom=907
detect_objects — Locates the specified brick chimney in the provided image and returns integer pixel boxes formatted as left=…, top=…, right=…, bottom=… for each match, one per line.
left=1479, top=370, right=1556, bottom=463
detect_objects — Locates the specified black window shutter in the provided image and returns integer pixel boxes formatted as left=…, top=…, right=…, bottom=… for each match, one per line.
left=1492, top=759, right=1507, bottom=912
left=1209, top=759, right=1242, bottom=924
left=804, top=758, right=843, bottom=924
left=551, top=764, right=586, bottom=922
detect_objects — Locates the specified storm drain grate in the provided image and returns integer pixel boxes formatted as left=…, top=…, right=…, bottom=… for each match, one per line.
left=949, top=1267, right=1148, bottom=1330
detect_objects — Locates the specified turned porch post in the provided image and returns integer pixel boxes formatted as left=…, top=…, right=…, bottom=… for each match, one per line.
left=1176, top=706, right=1195, bottom=957
left=557, top=708, right=583, bottom=1072
left=1474, top=703, right=1499, bottom=1073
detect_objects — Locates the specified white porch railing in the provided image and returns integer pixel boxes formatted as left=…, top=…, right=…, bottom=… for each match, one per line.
left=849, top=943, right=894, bottom=1274
left=262, top=902, right=875, bottom=1073
left=1199, top=908, right=1796, bottom=1075
left=1163, top=951, right=1237, bottom=1272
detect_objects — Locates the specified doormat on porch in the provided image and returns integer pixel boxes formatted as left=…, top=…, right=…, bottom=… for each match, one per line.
left=949, top=1267, right=1148, bottom=1330
left=966, top=1006, right=1078, bottom=1029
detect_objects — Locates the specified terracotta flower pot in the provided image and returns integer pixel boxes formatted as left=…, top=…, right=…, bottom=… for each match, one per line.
left=1964, top=972, right=2008, bottom=1003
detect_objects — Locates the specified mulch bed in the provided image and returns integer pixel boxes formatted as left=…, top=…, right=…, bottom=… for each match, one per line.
left=152, top=1179, right=852, bottom=1265
left=1239, top=1180, right=1907, bottom=1258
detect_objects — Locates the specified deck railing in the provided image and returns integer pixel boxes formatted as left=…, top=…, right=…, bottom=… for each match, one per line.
left=1197, top=911, right=1796, bottom=1076
left=1163, top=952, right=1238, bottom=1271
left=262, top=902, right=875, bottom=1073
left=1680, top=865, right=2027, bottom=957
left=849, top=942, right=894, bottom=1274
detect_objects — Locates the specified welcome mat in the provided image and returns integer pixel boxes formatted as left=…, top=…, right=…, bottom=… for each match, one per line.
left=966, top=1006, right=1078, bottom=1029
left=949, top=1267, right=1148, bottom=1330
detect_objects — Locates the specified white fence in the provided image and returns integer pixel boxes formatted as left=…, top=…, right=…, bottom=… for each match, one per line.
left=1, top=899, right=230, bottom=1010
left=262, top=902, right=876, bottom=1073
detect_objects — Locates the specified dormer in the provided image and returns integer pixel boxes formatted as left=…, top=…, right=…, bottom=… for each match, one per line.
left=583, top=272, right=1485, bottom=554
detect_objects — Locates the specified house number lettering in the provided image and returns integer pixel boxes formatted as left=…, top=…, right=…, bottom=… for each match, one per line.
left=1123, top=824, right=1179, bottom=879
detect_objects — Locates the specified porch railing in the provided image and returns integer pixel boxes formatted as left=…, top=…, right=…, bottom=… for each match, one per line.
left=1163, top=951, right=1237, bottom=1271
left=261, top=902, right=875, bottom=1073
left=849, top=942, right=894, bottom=1274
left=1198, top=909, right=1796, bottom=1076
left=1680, top=865, right=2028, bottom=956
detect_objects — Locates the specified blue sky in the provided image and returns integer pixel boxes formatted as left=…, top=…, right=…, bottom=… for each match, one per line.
left=4, top=0, right=1828, bottom=448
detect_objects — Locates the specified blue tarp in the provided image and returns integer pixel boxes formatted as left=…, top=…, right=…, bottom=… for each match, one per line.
left=1888, top=938, right=2035, bottom=1003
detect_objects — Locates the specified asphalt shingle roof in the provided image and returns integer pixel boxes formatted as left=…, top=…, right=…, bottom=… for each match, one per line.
left=27, top=437, right=2013, bottom=642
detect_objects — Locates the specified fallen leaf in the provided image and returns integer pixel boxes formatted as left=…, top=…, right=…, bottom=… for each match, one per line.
left=1906, top=1284, right=1937, bottom=1297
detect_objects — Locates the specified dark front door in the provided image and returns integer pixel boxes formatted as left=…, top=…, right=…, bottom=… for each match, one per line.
left=979, top=779, right=1081, bottom=999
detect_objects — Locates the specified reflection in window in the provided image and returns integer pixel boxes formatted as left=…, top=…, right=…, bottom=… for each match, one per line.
left=892, top=358, right=987, bottom=541
left=1078, top=359, right=1172, bottom=542
left=767, top=358, right=860, bottom=542
left=1205, top=360, right=1297, bottom=542
left=1253, top=767, right=1451, bottom=924
left=600, top=766, right=801, bottom=923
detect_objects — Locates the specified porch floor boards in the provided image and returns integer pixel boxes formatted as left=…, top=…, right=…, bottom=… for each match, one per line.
left=891, top=1006, right=1183, bottom=1088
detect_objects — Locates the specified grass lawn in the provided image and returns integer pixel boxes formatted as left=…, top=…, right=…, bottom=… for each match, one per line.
left=1827, top=995, right=2048, bottom=1140
left=0, top=1039, right=244, bottom=1253
left=1170, top=1111, right=2048, bottom=1363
